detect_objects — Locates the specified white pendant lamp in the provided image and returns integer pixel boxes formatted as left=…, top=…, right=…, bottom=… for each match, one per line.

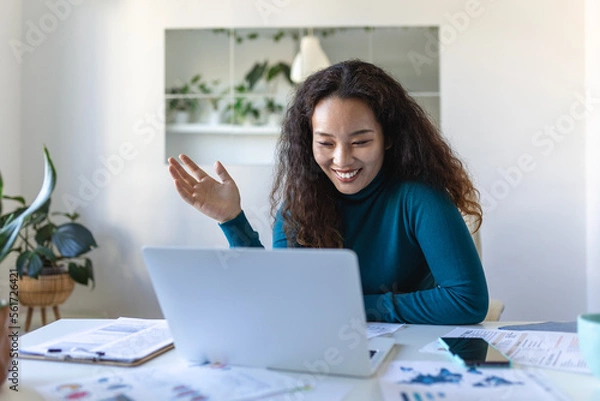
left=290, top=29, right=331, bottom=83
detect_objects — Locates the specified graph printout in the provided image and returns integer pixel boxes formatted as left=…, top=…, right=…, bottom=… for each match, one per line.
left=379, top=361, right=569, bottom=401
left=35, top=362, right=305, bottom=401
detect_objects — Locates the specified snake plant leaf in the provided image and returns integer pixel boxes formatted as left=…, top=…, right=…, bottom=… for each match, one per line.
left=27, top=199, right=51, bottom=227
left=52, top=222, right=97, bottom=258
left=0, top=146, right=57, bottom=262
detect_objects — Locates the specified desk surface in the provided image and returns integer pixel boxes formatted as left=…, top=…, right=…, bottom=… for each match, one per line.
left=2, top=319, right=599, bottom=400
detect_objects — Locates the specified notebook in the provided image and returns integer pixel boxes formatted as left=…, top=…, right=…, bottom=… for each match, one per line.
left=142, top=247, right=395, bottom=377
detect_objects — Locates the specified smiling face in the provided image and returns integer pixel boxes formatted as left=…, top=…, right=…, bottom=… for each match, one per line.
left=312, top=96, right=386, bottom=195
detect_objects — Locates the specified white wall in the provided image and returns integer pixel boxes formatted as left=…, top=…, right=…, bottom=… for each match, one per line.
left=0, top=0, right=22, bottom=298
left=15, top=0, right=591, bottom=321
left=586, top=0, right=600, bottom=312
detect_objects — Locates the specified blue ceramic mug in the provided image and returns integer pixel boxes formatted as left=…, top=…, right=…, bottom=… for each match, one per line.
left=578, top=313, right=600, bottom=378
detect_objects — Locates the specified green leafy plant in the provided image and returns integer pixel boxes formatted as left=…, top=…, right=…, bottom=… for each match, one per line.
left=224, top=84, right=260, bottom=125
left=245, top=61, right=293, bottom=90
left=167, top=74, right=223, bottom=115
left=264, top=97, right=284, bottom=114
left=196, top=76, right=222, bottom=111
left=166, top=81, right=198, bottom=114
left=0, top=147, right=97, bottom=287
left=222, top=62, right=291, bottom=125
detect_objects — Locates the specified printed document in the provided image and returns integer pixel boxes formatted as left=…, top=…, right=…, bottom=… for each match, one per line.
left=421, top=327, right=591, bottom=374
left=20, top=317, right=173, bottom=364
left=35, top=361, right=351, bottom=401
left=379, top=361, right=570, bottom=401
left=366, top=322, right=404, bottom=339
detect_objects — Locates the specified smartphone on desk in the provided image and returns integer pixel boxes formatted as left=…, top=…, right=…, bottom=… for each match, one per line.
left=439, top=337, right=511, bottom=367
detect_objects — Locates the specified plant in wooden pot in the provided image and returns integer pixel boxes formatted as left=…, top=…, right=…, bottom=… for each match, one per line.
left=0, top=147, right=97, bottom=333
left=1, top=147, right=55, bottom=385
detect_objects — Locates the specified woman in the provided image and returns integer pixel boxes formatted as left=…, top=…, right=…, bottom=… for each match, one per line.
left=168, top=59, right=489, bottom=324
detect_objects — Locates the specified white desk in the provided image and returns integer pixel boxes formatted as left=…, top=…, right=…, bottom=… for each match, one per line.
left=2, top=319, right=599, bottom=400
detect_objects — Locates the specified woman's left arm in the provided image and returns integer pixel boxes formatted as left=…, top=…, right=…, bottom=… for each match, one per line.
left=364, top=184, right=489, bottom=324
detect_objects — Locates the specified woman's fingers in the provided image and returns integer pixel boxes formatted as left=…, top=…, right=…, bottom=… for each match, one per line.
left=168, top=155, right=212, bottom=194
left=214, top=161, right=233, bottom=183
left=172, top=178, right=195, bottom=206
left=167, top=155, right=241, bottom=221
left=179, top=154, right=209, bottom=182
left=168, top=165, right=196, bottom=197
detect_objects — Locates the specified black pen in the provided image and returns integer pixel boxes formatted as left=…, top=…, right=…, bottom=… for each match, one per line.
left=46, top=348, right=105, bottom=356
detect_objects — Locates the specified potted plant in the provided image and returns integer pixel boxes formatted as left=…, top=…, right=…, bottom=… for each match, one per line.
left=196, top=76, right=223, bottom=124
left=225, top=83, right=261, bottom=126
left=0, top=147, right=98, bottom=331
left=166, top=78, right=200, bottom=124
left=1, top=147, right=55, bottom=384
left=263, top=97, right=284, bottom=126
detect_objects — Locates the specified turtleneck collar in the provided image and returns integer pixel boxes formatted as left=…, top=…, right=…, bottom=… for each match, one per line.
left=336, top=167, right=387, bottom=202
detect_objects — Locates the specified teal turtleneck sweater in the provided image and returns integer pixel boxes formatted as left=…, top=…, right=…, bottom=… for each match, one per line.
left=219, top=170, right=489, bottom=324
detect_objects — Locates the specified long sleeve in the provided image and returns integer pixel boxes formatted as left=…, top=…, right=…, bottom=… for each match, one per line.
left=218, top=211, right=264, bottom=247
left=218, top=209, right=290, bottom=248
left=360, top=183, right=489, bottom=324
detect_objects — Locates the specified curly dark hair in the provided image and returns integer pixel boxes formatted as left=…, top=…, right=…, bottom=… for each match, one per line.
left=270, top=59, right=482, bottom=248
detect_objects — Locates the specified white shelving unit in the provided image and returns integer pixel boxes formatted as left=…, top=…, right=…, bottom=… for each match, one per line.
left=166, top=123, right=281, bottom=136
left=165, top=26, right=440, bottom=165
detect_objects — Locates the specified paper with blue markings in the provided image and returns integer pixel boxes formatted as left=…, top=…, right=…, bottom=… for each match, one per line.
left=379, top=361, right=569, bottom=401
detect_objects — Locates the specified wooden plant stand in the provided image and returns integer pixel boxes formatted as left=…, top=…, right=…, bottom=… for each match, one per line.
left=19, top=273, right=75, bottom=332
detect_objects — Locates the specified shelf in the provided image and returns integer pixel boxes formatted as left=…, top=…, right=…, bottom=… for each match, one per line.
left=165, top=92, right=439, bottom=99
left=407, top=91, right=439, bottom=97
left=165, top=27, right=440, bottom=165
left=166, top=123, right=281, bottom=136
left=165, top=93, right=282, bottom=100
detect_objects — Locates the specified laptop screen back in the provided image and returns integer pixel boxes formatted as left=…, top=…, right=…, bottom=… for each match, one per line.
left=143, top=247, right=375, bottom=376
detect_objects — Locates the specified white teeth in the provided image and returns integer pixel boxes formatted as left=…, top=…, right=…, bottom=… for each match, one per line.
left=336, top=170, right=359, bottom=179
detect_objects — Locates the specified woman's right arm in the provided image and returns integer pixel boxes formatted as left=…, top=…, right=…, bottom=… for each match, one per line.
left=168, top=154, right=287, bottom=249
left=168, top=154, right=258, bottom=247
left=220, top=206, right=291, bottom=248
left=168, top=154, right=242, bottom=223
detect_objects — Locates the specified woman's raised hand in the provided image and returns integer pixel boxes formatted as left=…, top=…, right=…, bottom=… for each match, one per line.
left=168, top=154, right=242, bottom=223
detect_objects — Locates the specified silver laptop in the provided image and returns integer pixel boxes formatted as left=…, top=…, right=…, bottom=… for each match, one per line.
left=142, top=247, right=395, bottom=377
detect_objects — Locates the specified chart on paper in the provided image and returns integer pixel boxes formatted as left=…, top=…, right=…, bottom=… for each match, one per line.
left=378, top=361, right=569, bottom=401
